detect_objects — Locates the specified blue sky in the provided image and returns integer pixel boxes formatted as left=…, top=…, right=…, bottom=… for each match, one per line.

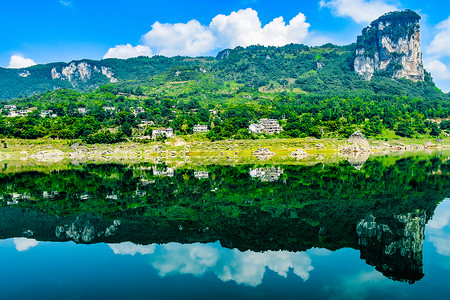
left=1, top=0, right=450, bottom=91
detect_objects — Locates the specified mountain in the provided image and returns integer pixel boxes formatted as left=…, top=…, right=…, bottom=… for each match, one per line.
left=355, top=10, right=424, bottom=81
left=0, top=56, right=214, bottom=100
left=0, top=9, right=447, bottom=101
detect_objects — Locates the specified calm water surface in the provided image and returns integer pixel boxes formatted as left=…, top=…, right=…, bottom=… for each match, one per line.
left=0, top=154, right=449, bottom=299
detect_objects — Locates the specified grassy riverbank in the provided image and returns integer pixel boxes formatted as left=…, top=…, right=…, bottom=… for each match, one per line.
left=0, top=135, right=448, bottom=172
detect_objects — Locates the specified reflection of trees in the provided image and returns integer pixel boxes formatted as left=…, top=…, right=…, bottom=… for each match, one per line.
left=0, top=156, right=448, bottom=282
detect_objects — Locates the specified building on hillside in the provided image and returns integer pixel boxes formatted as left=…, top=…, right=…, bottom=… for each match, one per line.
left=4, top=105, right=16, bottom=110
left=152, top=128, right=174, bottom=139
left=40, top=110, right=55, bottom=118
left=248, top=123, right=265, bottom=134
left=209, top=109, right=217, bottom=115
left=7, top=108, right=34, bottom=118
left=139, top=120, right=155, bottom=127
left=133, top=107, right=145, bottom=115
left=193, top=124, right=209, bottom=133
left=248, top=119, right=283, bottom=135
left=103, top=106, right=116, bottom=111
left=78, top=107, right=87, bottom=115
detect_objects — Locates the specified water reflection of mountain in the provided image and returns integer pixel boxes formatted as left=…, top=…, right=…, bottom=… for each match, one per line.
left=0, top=155, right=448, bottom=284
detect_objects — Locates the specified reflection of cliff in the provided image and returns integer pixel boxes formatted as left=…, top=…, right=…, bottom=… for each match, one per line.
left=357, top=213, right=426, bottom=283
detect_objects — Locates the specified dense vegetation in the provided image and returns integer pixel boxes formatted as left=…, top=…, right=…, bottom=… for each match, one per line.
left=0, top=80, right=448, bottom=142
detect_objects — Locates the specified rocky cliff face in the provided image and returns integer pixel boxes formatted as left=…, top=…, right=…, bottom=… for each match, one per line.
left=50, top=61, right=118, bottom=86
left=354, top=10, right=424, bottom=81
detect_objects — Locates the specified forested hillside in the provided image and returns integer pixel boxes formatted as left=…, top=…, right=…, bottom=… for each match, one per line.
left=0, top=43, right=448, bottom=101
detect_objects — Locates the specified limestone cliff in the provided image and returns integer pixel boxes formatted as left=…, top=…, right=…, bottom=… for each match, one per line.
left=354, top=10, right=424, bottom=81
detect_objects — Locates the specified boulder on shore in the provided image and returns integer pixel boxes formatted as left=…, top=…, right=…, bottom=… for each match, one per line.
left=340, top=131, right=371, bottom=153
left=253, top=148, right=275, bottom=161
left=290, top=148, right=309, bottom=160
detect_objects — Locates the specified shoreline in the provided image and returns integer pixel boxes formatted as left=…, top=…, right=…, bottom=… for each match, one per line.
left=0, top=137, right=448, bottom=169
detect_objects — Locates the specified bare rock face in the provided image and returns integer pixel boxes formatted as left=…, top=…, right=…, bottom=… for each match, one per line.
left=354, top=10, right=424, bottom=82
left=216, top=49, right=231, bottom=61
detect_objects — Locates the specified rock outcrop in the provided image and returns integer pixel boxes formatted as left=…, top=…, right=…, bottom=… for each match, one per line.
left=354, top=10, right=424, bottom=81
left=216, top=49, right=231, bottom=61
left=51, top=62, right=118, bottom=85
left=339, top=131, right=371, bottom=154
left=290, top=148, right=309, bottom=160
left=253, top=148, right=275, bottom=161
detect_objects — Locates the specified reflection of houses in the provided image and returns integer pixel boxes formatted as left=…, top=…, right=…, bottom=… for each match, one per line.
left=194, top=171, right=209, bottom=179
left=136, top=190, right=147, bottom=197
left=193, top=124, right=209, bottom=133
left=80, top=193, right=90, bottom=200
left=4, top=193, right=31, bottom=205
left=152, top=128, right=174, bottom=139
left=250, top=167, right=284, bottom=182
left=152, top=166, right=175, bottom=177
left=43, top=191, right=59, bottom=199
left=249, top=119, right=283, bottom=134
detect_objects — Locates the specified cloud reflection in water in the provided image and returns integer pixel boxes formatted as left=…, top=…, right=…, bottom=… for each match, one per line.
left=108, top=242, right=313, bottom=287
left=427, top=199, right=450, bottom=256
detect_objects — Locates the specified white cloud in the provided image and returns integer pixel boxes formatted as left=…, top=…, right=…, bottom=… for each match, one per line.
left=427, top=16, right=450, bottom=58
left=319, top=0, right=399, bottom=23
left=425, top=59, right=450, bottom=80
left=13, top=238, right=39, bottom=252
left=103, top=44, right=152, bottom=59
left=7, top=55, right=37, bottom=69
left=108, top=242, right=156, bottom=256
left=106, top=8, right=312, bottom=58
left=59, top=0, right=71, bottom=6
left=143, top=20, right=216, bottom=57
left=210, top=9, right=310, bottom=49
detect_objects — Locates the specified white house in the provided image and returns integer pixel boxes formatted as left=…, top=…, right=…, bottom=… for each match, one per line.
left=193, top=124, right=209, bottom=133
left=249, top=119, right=283, bottom=134
left=152, top=128, right=174, bottom=139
